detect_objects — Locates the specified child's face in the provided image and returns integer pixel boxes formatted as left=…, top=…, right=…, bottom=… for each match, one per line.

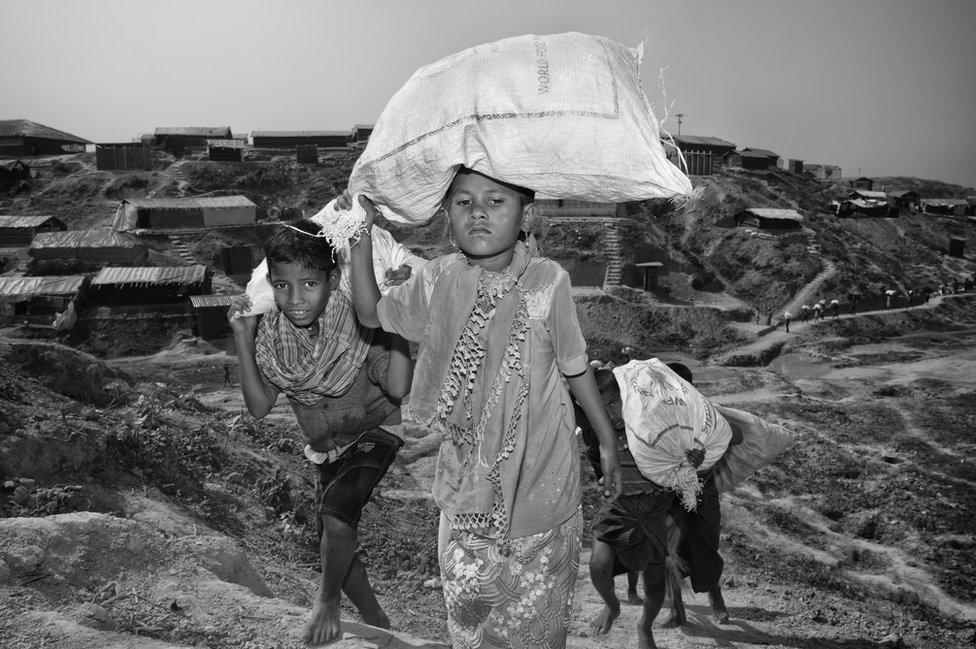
left=443, top=171, right=533, bottom=271
left=599, top=384, right=625, bottom=432
left=268, top=261, right=338, bottom=328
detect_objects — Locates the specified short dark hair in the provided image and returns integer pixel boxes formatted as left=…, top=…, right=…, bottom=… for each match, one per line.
left=263, top=220, right=338, bottom=273
left=666, top=362, right=694, bottom=384
left=593, top=368, right=620, bottom=397
left=446, top=166, right=536, bottom=206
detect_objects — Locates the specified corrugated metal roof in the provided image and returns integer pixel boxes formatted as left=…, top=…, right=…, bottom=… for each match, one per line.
left=31, top=229, right=141, bottom=249
left=124, top=196, right=256, bottom=210
left=0, top=119, right=90, bottom=143
left=154, top=127, right=232, bottom=137
left=665, top=135, right=736, bottom=148
left=741, top=148, right=779, bottom=158
left=921, top=198, right=969, bottom=206
left=741, top=208, right=804, bottom=222
left=207, top=139, right=246, bottom=149
left=0, top=215, right=58, bottom=228
left=851, top=189, right=887, bottom=199
left=0, top=275, right=86, bottom=297
left=189, top=294, right=239, bottom=308
left=91, top=265, right=208, bottom=286
left=887, top=190, right=918, bottom=198
left=252, top=130, right=351, bottom=137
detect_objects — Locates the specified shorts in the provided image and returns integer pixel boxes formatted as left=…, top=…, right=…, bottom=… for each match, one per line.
left=313, top=427, right=402, bottom=528
left=592, top=489, right=674, bottom=574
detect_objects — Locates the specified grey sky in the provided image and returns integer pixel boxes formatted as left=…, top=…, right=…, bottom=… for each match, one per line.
left=2, top=0, right=974, bottom=188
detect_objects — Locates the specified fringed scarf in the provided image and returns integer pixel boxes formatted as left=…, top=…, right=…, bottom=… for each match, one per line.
left=407, top=241, right=536, bottom=539
left=255, top=289, right=373, bottom=405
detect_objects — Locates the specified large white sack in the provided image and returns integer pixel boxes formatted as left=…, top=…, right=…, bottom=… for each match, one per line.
left=234, top=198, right=426, bottom=318
left=613, top=359, right=732, bottom=511
left=347, top=31, right=693, bottom=225
left=711, top=405, right=798, bottom=494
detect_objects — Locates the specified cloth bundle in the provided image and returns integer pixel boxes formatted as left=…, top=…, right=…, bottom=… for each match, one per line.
left=711, top=405, right=798, bottom=493
left=340, top=31, right=692, bottom=229
left=612, top=359, right=732, bottom=510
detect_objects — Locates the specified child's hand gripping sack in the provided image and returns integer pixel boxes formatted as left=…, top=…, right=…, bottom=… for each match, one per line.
left=612, top=359, right=732, bottom=510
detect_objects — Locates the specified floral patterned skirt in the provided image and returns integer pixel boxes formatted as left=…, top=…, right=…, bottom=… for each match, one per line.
left=439, top=511, right=582, bottom=649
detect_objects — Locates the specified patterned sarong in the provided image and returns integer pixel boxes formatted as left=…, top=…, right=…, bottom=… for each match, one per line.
left=440, top=511, right=582, bottom=649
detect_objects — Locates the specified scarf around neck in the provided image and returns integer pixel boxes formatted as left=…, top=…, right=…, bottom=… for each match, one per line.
left=255, top=289, right=373, bottom=405
left=407, top=241, right=537, bottom=537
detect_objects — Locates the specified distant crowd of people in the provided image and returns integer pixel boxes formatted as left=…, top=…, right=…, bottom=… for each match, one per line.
left=757, top=272, right=976, bottom=333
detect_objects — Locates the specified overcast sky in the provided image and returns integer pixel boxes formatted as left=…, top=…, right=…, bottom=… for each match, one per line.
left=2, top=0, right=974, bottom=188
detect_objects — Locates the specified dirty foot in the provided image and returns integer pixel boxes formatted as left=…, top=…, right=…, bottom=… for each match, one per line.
left=661, top=609, right=686, bottom=628
left=709, top=587, right=730, bottom=624
left=589, top=604, right=620, bottom=635
left=627, top=589, right=645, bottom=605
left=302, top=598, right=341, bottom=645
left=361, top=609, right=391, bottom=629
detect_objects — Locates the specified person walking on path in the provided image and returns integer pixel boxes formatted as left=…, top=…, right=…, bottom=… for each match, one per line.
left=830, top=299, right=840, bottom=317
left=783, top=310, right=793, bottom=333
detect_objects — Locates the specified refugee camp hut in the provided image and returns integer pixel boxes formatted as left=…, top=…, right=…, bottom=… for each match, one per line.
left=949, top=237, right=966, bottom=259
left=734, top=208, right=803, bottom=230
left=662, top=135, right=736, bottom=176
left=95, top=143, right=152, bottom=171
left=0, top=275, right=88, bottom=321
left=153, top=127, right=232, bottom=152
left=787, top=159, right=804, bottom=175
left=851, top=177, right=874, bottom=191
left=633, top=261, right=664, bottom=291
left=351, top=124, right=374, bottom=143
left=835, top=199, right=886, bottom=218
left=0, top=119, right=90, bottom=156
left=888, top=190, right=920, bottom=210
left=208, top=139, right=245, bottom=162
left=114, top=196, right=257, bottom=230
left=849, top=189, right=887, bottom=203
left=219, top=245, right=261, bottom=274
left=189, top=294, right=237, bottom=338
left=251, top=131, right=350, bottom=148
left=89, top=265, right=211, bottom=306
left=29, top=229, right=148, bottom=273
left=0, top=215, right=66, bottom=248
left=731, top=148, right=780, bottom=171
left=921, top=198, right=969, bottom=217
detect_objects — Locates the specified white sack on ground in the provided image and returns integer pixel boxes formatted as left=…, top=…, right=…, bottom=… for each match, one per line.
left=234, top=198, right=426, bottom=319
left=346, top=31, right=693, bottom=225
left=613, top=359, right=732, bottom=510
left=711, top=405, right=798, bottom=494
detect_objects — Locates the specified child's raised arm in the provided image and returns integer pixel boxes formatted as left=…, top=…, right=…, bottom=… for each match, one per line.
left=227, top=297, right=279, bottom=418
left=345, top=194, right=382, bottom=328
left=566, top=367, right=624, bottom=500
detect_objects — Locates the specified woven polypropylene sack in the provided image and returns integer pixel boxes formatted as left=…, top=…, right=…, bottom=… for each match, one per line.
left=348, top=32, right=693, bottom=224
left=711, top=405, right=798, bottom=494
left=613, top=359, right=732, bottom=510
left=235, top=198, right=424, bottom=318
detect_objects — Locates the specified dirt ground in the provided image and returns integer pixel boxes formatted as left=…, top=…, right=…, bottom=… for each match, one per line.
left=2, top=294, right=976, bottom=648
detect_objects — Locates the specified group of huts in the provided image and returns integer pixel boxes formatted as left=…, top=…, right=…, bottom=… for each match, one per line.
left=0, top=194, right=262, bottom=334
left=662, top=134, right=843, bottom=181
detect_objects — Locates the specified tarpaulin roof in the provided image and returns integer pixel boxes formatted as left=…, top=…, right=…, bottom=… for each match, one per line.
left=0, top=275, right=86, bottom=298
left=189, top=294, right=238, bottom=308
left=739, top=208, right=804, bottom=222
left=123, top=196, right=255, bottom=210
left=921, top=198, right=969, bottom=206
left=0, top=119, right=90, bottom=143
left=664, top=135, right=736, bottom=148
left=888, top=190, right=918, bottom=198
left=0, top=215, right=58, bottom=228
left=154, top=127, right=231, bottom=137
left=252, top=130, right=351, bottom=137
left=91, top=265, right=208, bottom=287
left=740, top=148, right=779, bottom=158
left=31, top=229, right=141, bottom=249
left=851, top=189, right=887, bottom=200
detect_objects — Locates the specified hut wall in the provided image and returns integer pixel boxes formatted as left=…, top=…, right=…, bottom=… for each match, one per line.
left=96, top=146, right=152, bottom=171
left=202, top=206, right=256, bottom=227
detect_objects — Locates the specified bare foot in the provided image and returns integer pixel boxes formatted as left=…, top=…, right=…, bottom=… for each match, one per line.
left=637, top=623, right=658, bottom=649
left=589, top=603, right=620, bottom=635
left=302, top=598, right=341, bottom=645
left=660, top=610, right=686, bottom=628
left=627, top=589, right=645, bottom=605
left=361, top=609, right=390, bottom=629
left=709, top=587, right=730, bottom=624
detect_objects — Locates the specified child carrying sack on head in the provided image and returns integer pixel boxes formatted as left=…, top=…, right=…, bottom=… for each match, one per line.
left=227, top=220, right=413, bottom=646
left=341, top=168, right=624, bottom=649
